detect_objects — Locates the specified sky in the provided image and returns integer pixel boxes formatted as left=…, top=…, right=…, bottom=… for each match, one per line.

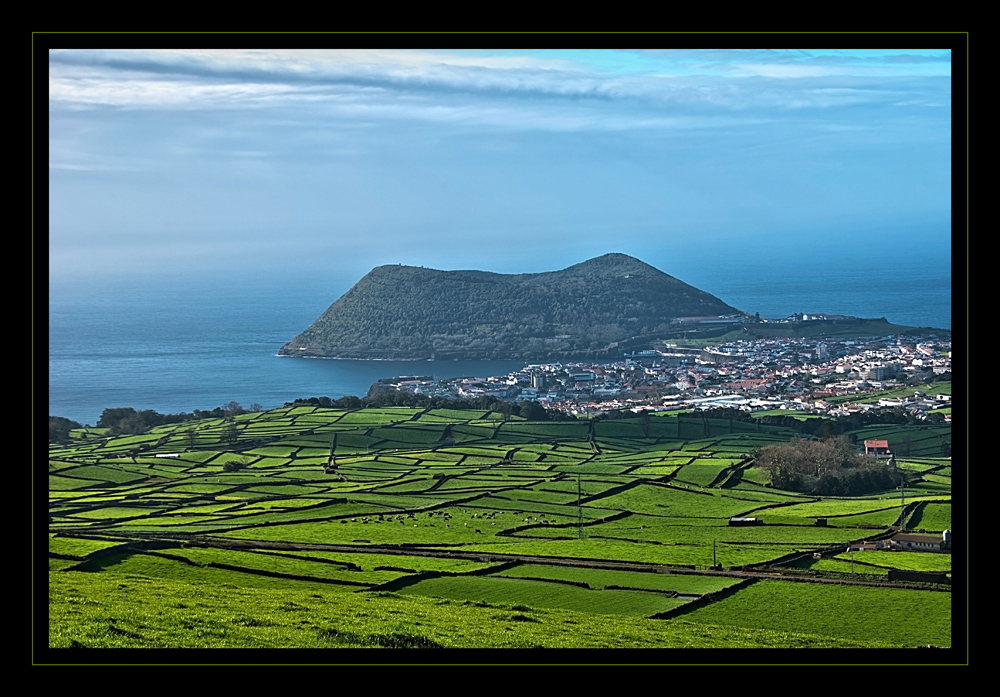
left=47, top=46, right=953, bottom=293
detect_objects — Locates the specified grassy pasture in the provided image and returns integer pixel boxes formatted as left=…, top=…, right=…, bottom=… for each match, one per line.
left=673, top=465, right=729, bottom=487
left=397, top=575, right=687, bottom=616
left=836, top=551, right=952, bottom=573
left=628, top=466, right=681, bottom=476
left=585, top=485, right=758, bottom=518
left=150, top=546, right=404, bottom=586
left=49, top=475, right=100, bottom=491
left=765, top=498, right=916, bottom=519
left=49, top=568, right=900, bottom=649
left=49, top=535, right=125, bottom=557
left=795, top=509, right=904, bottom=528
left=458, top=537, right=800, bottom=568
left=682, top=580, right=950, bottom=647
left=282, top=550, right=496, bottom=574
left=46, top=403, right=954, bottom=649
left=493, top=564, right=742, bottom=594
left=909, top=502, right=952, bottom=531
left=909, top=481, right=952, bottom=493
left=55, top=466, right=149, bottom=484
left=566, top=514, right=863, bottom=548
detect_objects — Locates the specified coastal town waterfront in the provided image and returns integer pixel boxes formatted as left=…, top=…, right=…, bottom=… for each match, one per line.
left=371, top=332, right=952, bottom=419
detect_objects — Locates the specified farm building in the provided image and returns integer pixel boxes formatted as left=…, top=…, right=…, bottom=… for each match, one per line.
left=864, top=439, right=892, bottom=458
left=728, top=517, right=762, bottom=527
left=890, top=530, right=951, bottom=553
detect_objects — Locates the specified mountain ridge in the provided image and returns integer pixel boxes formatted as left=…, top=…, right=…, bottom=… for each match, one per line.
left=279, top=253, right=742, bottom=360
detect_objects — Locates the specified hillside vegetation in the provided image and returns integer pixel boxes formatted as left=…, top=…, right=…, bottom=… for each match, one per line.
left=279, top=253, right=741, bottom=360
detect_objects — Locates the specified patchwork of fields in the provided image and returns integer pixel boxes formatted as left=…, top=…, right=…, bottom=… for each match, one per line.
left=47, top=407, right=953, bottom=650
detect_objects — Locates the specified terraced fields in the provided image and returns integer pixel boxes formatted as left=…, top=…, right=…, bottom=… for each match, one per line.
left=47, top=407, right=954, bottom=650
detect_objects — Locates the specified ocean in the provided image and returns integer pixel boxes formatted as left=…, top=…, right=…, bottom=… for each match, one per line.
left=48, top=254, right=952, bottom=427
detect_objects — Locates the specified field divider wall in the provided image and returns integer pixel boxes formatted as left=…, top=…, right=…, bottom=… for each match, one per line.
left=604, top=585, right=680, bottom=596
left=647, top=578, right=757, bottom=619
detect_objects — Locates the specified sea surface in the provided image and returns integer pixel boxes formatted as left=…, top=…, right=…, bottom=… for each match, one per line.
left=48, top=255, right=952, bottom=426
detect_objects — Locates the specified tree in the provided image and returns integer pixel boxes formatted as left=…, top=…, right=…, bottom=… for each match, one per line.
left=49, top=416, right=82, bottom=444
left=223, top=401, right=244, bottom=421
left=638, top=409, right=651, bottom=438
left=222, top=422, right=239, bottom=445
left=223, top=455, right=252, bottom=472
left=518, top=401, right=549, bottom=421
left=755, top=435, right=897, bottom=495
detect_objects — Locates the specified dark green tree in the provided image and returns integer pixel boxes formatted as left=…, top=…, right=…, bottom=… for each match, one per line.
left=638, top=410, right=651, bottom=438
left=222, top=422, right=239, bottom=445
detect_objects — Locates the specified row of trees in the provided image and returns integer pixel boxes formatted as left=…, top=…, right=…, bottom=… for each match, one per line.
left=692, top=406, right=946, bottom=438
left=87, top=401, right=264, bottom=437
left=285, top=392, right=574, bottom=421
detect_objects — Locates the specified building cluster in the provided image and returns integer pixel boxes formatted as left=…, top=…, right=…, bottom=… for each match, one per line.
left=378, top=333, right=951, bottom=418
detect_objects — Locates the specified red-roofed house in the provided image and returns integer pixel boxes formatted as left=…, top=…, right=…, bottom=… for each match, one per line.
left=864, top=439, right=891, bottom=458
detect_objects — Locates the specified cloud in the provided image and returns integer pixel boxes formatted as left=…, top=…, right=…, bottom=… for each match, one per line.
left=48, top=48, right=950, bottom=123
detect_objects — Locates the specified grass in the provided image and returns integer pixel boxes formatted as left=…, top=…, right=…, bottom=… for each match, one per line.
left=398, top=575, right=687, bottom=616
left=493, top=564, right=742, bottom=594
left=45, top=404, right=954, bottom=650
left=47, top=569, right=900, bottom=649
left=682, top=580, right=951, bottom=647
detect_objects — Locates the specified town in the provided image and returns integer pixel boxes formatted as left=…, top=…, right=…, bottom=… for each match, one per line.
left=374, top=330, right=951, bottom=419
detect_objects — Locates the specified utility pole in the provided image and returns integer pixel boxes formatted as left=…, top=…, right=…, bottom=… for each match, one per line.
left=328, top=434, right=338, bottom=471
left=897, top=483, right=907, bottom=531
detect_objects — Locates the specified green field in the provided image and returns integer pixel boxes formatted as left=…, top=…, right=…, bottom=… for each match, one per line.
left=682, top=580, right=950, bottom=647
left=46, top=405, right=955, bottom=651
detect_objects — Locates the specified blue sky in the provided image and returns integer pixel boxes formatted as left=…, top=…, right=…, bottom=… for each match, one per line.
left=48, top=48, right=952, bottom=288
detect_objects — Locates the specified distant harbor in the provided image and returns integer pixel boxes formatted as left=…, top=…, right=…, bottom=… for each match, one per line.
left=371, top=332, right=951, bottom=419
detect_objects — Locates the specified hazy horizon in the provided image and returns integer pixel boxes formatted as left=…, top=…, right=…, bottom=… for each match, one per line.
left=49, top=47, right=952, bottom=295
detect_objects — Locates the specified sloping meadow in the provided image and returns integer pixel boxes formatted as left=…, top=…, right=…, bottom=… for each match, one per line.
left=47, top=406, right=952, bottom=648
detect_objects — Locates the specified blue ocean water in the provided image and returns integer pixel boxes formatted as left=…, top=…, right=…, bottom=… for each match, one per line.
left=48, top=255, right=952, bottom=427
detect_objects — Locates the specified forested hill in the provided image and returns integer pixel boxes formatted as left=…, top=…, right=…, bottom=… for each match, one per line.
left=279, top=253, right=742, bottom=360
